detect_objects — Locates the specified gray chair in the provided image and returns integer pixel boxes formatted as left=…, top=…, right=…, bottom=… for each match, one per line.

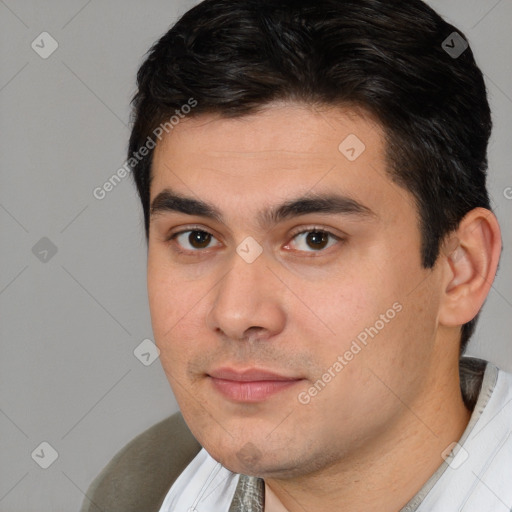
left=80, top=412, right=201, bottom=512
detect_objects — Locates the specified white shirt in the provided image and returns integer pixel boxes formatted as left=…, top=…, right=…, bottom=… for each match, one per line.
left=158, top=360, right=512, bottom=512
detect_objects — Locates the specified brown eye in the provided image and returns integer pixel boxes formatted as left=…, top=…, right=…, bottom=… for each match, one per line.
left=305, top=231, right=329, bottom=250
left=288, top=229, right=339, bottom=252
left=172, top=230, right=220, bottom=251
left=188, top=230, right=212, bottom=248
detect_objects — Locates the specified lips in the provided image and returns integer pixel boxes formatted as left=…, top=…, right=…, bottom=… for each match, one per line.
left=209, top=367, right=299, bottom=381
left=208, top=367, right=304, bottom=402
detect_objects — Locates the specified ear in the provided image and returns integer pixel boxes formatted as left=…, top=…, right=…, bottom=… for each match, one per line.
left=438, top=208, right=502, bottom=329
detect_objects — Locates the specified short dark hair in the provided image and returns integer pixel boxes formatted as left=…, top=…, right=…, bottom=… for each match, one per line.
left=129, top=0, right=492, bottom=354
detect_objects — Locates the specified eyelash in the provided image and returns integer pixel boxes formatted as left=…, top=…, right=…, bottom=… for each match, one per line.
left=166, top=225, right=343, bottom=256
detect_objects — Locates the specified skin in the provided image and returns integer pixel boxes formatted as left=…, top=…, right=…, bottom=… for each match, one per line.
left=147, top=102, right=501, bottom=511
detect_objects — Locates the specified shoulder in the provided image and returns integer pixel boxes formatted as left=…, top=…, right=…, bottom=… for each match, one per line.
left=80, top=411, right=201, bottom=512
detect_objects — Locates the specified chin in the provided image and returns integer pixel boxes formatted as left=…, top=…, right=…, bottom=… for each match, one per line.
left=204, top=436, right=301, bottom=480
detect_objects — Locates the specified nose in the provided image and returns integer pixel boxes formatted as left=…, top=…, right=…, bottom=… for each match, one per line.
left=205, top=249, right=287, bottom=343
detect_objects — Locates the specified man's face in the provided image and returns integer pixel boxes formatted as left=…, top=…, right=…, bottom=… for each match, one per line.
left=147, top=103, right=445, bottom=478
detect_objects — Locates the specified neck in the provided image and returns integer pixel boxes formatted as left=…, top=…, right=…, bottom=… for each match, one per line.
left=265, top=357, right=471, bottom=512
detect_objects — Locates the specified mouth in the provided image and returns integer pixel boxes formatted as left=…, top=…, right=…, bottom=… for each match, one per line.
left=207, top=367, right=305, bottom=403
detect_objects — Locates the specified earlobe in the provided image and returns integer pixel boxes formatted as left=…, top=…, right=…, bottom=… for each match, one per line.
left=439, top=208, right=501, bottom=328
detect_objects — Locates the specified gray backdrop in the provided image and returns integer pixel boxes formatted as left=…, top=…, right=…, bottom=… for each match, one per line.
left=0, top=1, right=510, bottom=510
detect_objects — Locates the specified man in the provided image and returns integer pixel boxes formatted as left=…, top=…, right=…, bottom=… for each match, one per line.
left=81, top=0, right=510, bottom=511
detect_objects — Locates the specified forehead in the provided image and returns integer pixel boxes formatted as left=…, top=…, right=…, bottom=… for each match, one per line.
left=150, top=103, right=413, bottom=221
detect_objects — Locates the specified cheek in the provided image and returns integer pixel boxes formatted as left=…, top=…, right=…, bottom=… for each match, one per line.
left=338, top=261, right=442, bottom=396
left=147, top=268, right=175, bottom=337
left=147, top=244, right=203, bottom=319
left=147, top=257, right=202, bottom=360
left=295, top=266, right=391, bottom=357
left=300, top=253, right=429, bottom=380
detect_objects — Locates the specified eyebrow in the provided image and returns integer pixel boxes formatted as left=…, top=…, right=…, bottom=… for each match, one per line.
left=150, top=188, right=376, bottom=229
